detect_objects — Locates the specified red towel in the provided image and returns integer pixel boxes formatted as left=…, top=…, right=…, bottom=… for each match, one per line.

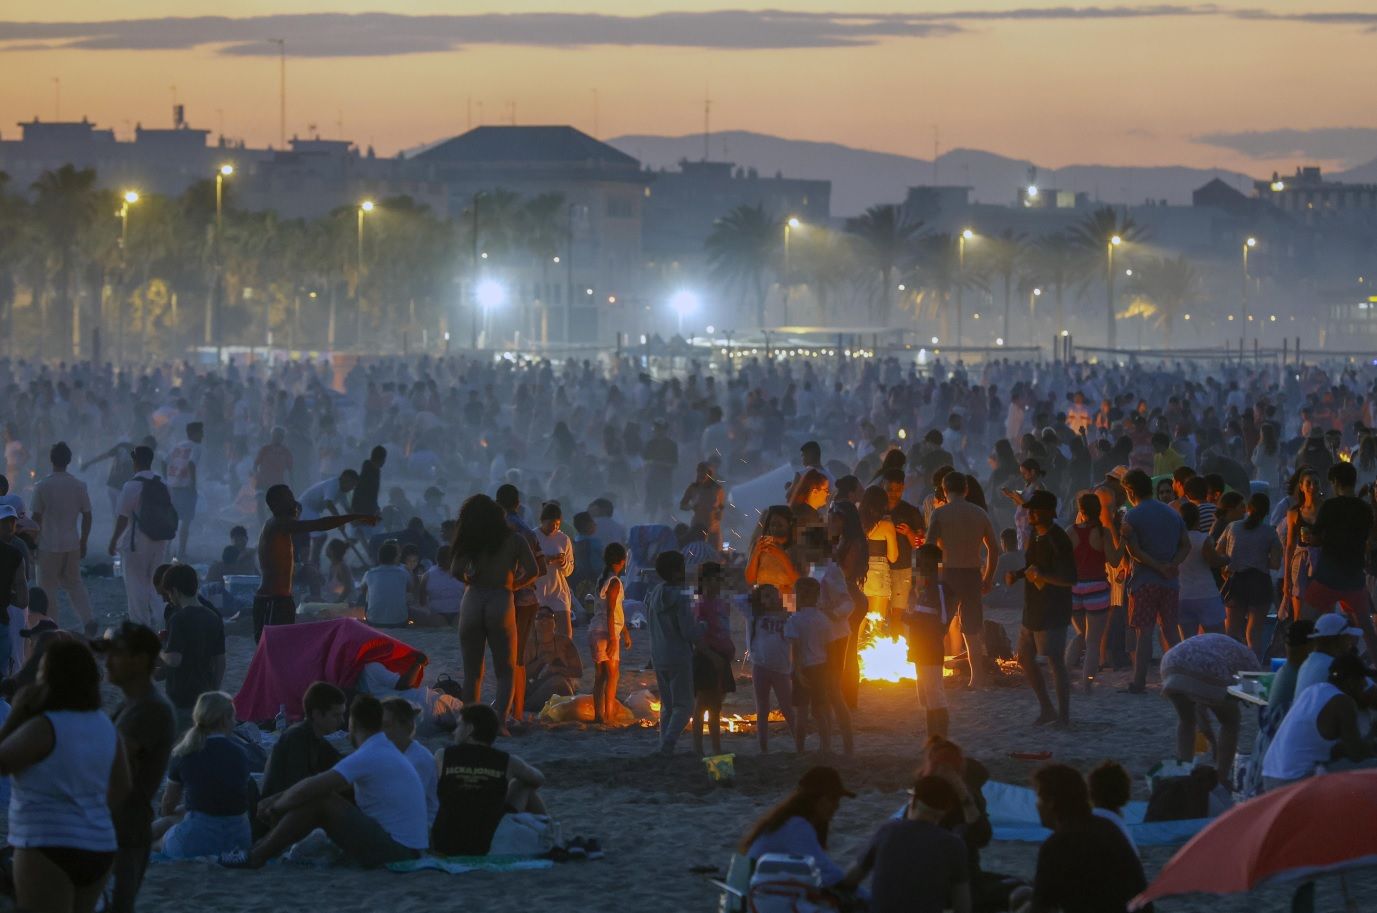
left=234, top=618, right=427, bottom=722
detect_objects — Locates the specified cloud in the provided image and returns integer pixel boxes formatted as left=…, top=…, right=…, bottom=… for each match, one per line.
left=1194, top=127, right=1377, bottom=166
left=0, top=6, right=1370, bottom=57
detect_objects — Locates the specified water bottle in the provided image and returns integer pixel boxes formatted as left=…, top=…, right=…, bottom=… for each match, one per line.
left=113, top=554, right=123, bottom=579
left=275, top=704, right=288, bottom=734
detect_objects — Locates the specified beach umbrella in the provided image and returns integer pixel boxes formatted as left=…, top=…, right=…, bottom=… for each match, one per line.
left=1130, top=770, right=1377, bottom=910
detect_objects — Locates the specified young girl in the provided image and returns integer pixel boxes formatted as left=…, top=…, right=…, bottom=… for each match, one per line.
left=906, top=544, right=951, bottom=738
left=588, top=543, right=631, bottom=725
left=1067, top=491, right=1122, bottom=693
left=747, top=584, right=795, bottom=754
left=858, top=486, right=899, bottom=624
left=691, top=562, right=735, bottom=756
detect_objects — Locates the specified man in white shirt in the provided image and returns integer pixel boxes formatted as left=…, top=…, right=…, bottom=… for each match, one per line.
left=382, top=698, right=438, bottom=826
left=30, top=441, right=95, bottom=635
left=534, top=503, right=574, bottom=636
left=106, top=445, right=171, bottom=628
left=233, top=694, right=427, bottom=868
left=298, top=470, right=360, bottom=567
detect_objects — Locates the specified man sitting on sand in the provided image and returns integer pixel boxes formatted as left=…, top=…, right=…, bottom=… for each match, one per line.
left=523, top=606, right=582, bottom=714
left=230, top=694, right=427, bottom=868
left=431, top=704, right=546, bottom=857
left=258, top=682, right=346, bottom=806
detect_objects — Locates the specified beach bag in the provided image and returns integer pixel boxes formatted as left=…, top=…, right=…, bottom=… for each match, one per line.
left=134, top=477, right=179, bottom=542
left=1144, top=765, right=1217, bottom=822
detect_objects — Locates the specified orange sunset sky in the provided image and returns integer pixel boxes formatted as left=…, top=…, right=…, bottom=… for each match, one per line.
left=2, top=1, right=1374, bottom=175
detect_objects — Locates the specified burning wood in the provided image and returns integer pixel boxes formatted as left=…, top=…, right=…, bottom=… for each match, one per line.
left=856, top=611, right=960, bottom=683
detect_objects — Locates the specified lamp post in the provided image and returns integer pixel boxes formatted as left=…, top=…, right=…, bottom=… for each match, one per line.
left=957, top=229, right=973, bottom=350
left=1242, top=236, right=1257, bottom=348
left=470, top=191, right=486, bottom=348
left=116, top=191, right=139, bottom=364
left=783, top=216, right=800, bottom=325
left=1106, top=234, right=1122, bottom=350
left=1029, top=286, right=1042, bottom=322
left=209, top=164, right=233, bottom=349
left=346, top=199, right=373, bottom=351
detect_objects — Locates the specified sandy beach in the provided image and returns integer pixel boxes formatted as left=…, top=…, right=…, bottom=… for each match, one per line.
left=14, top=566, right=1353, bottom=913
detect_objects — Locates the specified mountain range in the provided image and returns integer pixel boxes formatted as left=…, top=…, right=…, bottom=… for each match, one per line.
left=608, top=130, right=1377, bottom=217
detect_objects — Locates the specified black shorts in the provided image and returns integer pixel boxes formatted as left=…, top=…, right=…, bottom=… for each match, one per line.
left=32, top=846, right=115, bottom=887
left=906, top=612, right=946, bottom=667
left=943, top=567, right=985, bottom=634
left=252, top=594, right=297, bottom=641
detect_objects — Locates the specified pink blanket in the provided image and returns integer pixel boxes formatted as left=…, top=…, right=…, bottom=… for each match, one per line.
left=234, top=618, right=427, bottom=722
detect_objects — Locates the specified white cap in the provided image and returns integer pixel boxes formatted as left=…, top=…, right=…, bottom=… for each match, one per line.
left=1311, top=613, right=1362, bottom=640
left=0, top=505, right=17, bottom=521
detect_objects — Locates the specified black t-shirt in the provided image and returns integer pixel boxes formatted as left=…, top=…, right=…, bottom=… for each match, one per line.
left=165, top=604, right=226, bottom=708
left=860, top=818, right=968, bottom=913
left=1314, top=495, right=1373, bottom=590
left=887, top=500, right=925, bottom=571
left=112, top=689, right=177, bottom=847
left=0, top=540, right=23, bottom=614
left=261, top=722, right=341, bottom=799
left=1033, top=815, right=1149, bottom=913
left=1023, top=523, right=1076, bottom=631
left=432, top=742, right=511, bottom=856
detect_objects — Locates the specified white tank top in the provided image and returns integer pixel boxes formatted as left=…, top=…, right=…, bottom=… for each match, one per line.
left=589, top=575, right=623, bottom=639
left=9, top=710, right=118, bottom=851
left=1178, top=531, right=1218, bottom=600
left=1262, top=682, right=1342, bottom=782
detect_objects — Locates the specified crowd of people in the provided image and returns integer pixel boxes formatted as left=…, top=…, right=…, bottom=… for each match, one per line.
left=1, top=350, right=1377, bottom=911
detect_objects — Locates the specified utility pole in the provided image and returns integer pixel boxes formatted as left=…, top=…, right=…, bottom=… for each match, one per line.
left=269, top=38, right=286, bottom=146
left=52, top=77, right=61, bottom=120
left=591, top=88, right=599, bottom=138
left=703, top=89, right=712, bottom=161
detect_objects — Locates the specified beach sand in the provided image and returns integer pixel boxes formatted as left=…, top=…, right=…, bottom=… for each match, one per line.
left=35, top=572, right=1374, bottom=913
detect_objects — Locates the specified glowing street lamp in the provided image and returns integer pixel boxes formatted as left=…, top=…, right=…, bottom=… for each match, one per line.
left=210, top=165, right=235, bottom=346
left=1106, top=234, right=1124, bottom=348
left=1242, top=236, right=1259, bottom=345
left=957, top=229, right=975, bottom=348
left=670, top=289, right=700, bottom=334
left=476, top=279, right=507, bottom=311
left=346, top=199, right=375, bottom=349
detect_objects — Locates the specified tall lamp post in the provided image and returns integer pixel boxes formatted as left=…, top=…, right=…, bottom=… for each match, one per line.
left=1106, top=234, right=1122, bottom=350
left=347, top=199, right=373, bottom=351
left=956, top=229, right=973, bottom=350
left=1242, top=236, right=1257, bottom=349
left=209, top=164, right=233, bottom=350
left=116, top=191, right=140, bottom=364
left=783, top=216, right=800, bottom=326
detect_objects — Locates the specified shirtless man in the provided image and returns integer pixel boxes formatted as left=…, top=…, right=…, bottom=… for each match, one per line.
left=253, top=484, right=377, bottom=641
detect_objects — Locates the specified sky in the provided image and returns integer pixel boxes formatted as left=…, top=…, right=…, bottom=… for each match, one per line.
left=2, top=1, right=1375, bottom=174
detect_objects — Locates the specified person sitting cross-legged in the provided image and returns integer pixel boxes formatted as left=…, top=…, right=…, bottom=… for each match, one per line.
left=226, top=694, right=427, bottom=869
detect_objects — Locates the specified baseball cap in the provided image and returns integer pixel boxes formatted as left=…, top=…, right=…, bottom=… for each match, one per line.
left=0, top=505, right=16, bottom=521
left=90, top=621, right=163, bottom=658
left=1310, top=613, right=1362, bottom=640
left=797, top=766, right=856, bottom=799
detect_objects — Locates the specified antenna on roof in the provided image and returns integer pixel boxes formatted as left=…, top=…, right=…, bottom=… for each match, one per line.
left=703, top=86, right=712, bottom=162
left=932, top=125, right=940, bottom=185
left=52, top=77, right=60, bottom=121
left=592, top=88, right=599, bottom=139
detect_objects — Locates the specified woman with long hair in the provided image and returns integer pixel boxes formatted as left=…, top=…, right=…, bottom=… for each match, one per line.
left=858, top=485, right=899, bottom=622
left=739, top=766, right=854, bottom=887
left=1218, top=493, right=1282, bottom=656
left=1066, top=491, right=1122, bottom=692
left=1252, top=421, right=1282, bottom=486
left=745, top=505, right=800, bottom=598
left=1282, top=468, right=1322, bottom=622
left=449, top=493, right=539, bottom=731
left=156, top=692, right=252, bottom=859
left=0, top=639, right=130, bottom=913
left=828, top=500, right=869, bottom=709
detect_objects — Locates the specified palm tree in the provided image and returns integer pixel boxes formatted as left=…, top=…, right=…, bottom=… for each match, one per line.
left=0, top=174, right=30, bottom=358
left=1069, top=206, right=1144, bottom=350
left=843, top=204, right=923, bottom=325
left=705, top=203, right=780, bottom=327
left=1130, top=255, right=1199, bottom=350
left=31, top=165, right=102, bottom=359
left=906, top=233, right=962, bottom=342
left=1029, top=232, right=1085, bottom=339
left=983, top=229, right=1027, bottom=342
left=794, top=229, right=857, bottom=324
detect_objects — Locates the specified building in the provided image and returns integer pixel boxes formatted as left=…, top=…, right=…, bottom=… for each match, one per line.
left=1254, top=166, right=1377, bottom=222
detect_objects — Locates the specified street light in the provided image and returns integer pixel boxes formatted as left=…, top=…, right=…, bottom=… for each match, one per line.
left=783, top=217, right=802, bottom=323
left=1029, top=286, right=1042, bottom=321
left=346, top=199, right=375, bottom=350
left=1106, top=234, right=1123, bottom=349
left=114, top=190, right=141, bottom=363
left=670, top=289, right=700, bottom=335
left=210, top=165, right=235, bottom=347
left=1242, top=236, right=1258, bottom=346
left=957, top=229, right=975, bottom=348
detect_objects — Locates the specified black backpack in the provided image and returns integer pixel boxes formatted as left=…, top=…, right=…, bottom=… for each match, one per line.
left=134, top=477, right=179, bottom=542
left=1144, top=765, right=1217, bottom=822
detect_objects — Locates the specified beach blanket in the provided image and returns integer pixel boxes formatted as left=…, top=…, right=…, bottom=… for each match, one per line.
left=980, top=780, right=1209, bottom=846
left=387, top=856, right=554, bottom=875
left=234, top=618, right=427, bottom=723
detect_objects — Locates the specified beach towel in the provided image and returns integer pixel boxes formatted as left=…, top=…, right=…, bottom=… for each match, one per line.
left=387, top=856, right=554, bottom=875
left=979, top=780, right=1209, bottom=846
left=234, top=618, right=427, bottom=723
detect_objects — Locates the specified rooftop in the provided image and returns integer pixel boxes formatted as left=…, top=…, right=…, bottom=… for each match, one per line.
left=414, top=125, right=638, bottom=168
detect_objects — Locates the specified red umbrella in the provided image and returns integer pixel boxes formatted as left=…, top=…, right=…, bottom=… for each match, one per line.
left=1131, top=770, right=1377, bottom=910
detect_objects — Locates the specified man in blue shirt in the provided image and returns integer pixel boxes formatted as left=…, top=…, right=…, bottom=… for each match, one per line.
left=1120, top=470, right=1190, bottom=693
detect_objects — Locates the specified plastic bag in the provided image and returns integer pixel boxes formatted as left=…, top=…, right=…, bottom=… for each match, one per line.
left=537, top=693, right=636, bottom=726
left=624, top=689, right=662, bottom=720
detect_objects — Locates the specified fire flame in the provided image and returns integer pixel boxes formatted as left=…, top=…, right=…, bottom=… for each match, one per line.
left=857, top=612, right=914, bottom=683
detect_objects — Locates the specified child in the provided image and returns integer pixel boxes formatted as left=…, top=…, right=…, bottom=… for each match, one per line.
left=646, top=550, right=697, bottom=754
left=788, top=576, right=853, bottom=755
left=746, top=584, right=795, bottom=754
left=588, top=543, right=631, bottom=725
left=358, top=540, right=411, bottom=627
left=905, top=544, right=952, bottom=738
left=1088, top=761, right=1138, bottom=856
left=691, top=562, right=735, bottom=756
left=419, top=545, right=464, bottom=626
left=988, top=528, right=1025, bottom=609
